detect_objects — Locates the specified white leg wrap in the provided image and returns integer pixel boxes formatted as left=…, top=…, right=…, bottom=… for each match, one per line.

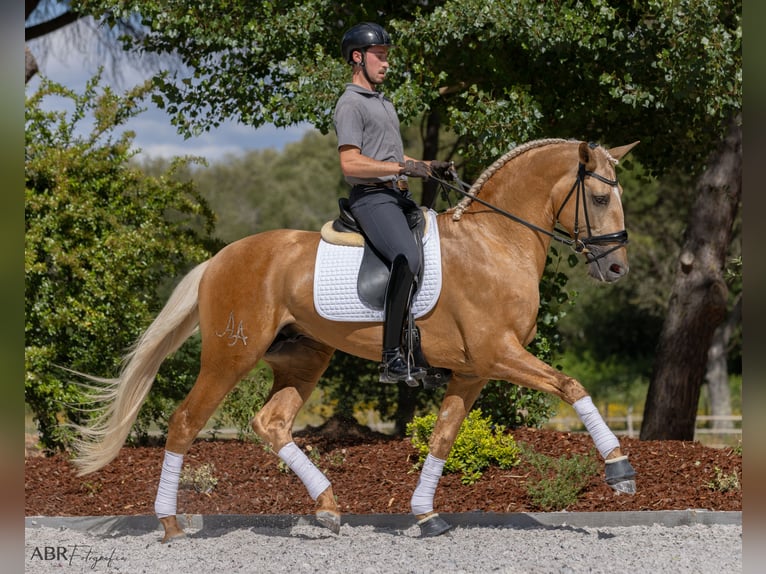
left=154, top=451, right=183, bottom=518
left=410, top=453, right=446, bottom=515
left=573, top=396, right=620, bottom=459
left=277, top=442, right=331, bottom=501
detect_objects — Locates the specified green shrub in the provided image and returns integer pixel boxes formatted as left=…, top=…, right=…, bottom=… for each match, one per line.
left=212, top=363, right=272, bottom=440
left=179, top=462, right=219, bottom=493
left=473, top=383, right=558, bottom=429
left=519, top=444, right=599, bottom=511
left=407, top=409, right=520, bottom=485
left=25, top=76, right=217, bottom=451
left=706, top=466, right=740, bottom=493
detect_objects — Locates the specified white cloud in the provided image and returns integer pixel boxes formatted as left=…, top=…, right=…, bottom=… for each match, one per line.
left=26, top=19, right=311, bottom=161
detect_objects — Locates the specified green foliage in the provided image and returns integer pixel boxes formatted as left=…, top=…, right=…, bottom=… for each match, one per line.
left=211, top=363, right=272, bottom=440
left=474, top=383, right=558, bottom=430
left=519, top=444, right=599, bottom=511
left=140, top=131, right=349, bottom=243
left=25, top=74, right=217, bottom=450
left=319, top=352, right=389, bottom=418
left=179, top=462, right=219, bottom=493
left=407, top=409, right=520, bottom=485
left=78, top=0, right=740, bottom=178
left=557, top=351, right=651, bottom=410
left=705, top=466, right=740, bottom=493
left=318, top=351, right=443, bottom=434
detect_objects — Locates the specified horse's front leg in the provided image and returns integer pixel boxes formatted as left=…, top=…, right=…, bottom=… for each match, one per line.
left=482, top=342, right=637, bottom=494
left=571, top=394, right=636, bottom=493
left=411, top=376, right=487, bottom=537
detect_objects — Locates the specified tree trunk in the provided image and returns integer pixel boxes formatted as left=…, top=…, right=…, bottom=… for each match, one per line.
left=393, top=385, right=419, bottom=436
left=705, top=294, right=741, bottom=430
left=25, top=44, right=38, bottom=84
left=640, top=114, right=742, bottom=441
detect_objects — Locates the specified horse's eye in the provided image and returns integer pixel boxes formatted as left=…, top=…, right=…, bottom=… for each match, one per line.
left=593, top=194, right=609, bottom=206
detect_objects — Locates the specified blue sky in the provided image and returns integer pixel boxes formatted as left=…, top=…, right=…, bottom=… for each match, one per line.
left=25, top=18, right=312, bottom=162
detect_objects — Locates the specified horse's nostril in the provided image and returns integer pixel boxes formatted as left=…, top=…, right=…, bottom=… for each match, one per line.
left=610, top=264, right=622, bottom=274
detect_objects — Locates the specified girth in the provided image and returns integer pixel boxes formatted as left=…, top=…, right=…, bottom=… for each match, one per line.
left=325, top=197, right=426, bottom=310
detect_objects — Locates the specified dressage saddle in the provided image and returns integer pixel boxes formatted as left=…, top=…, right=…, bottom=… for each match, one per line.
left=331, top=197, right=425, bottom=310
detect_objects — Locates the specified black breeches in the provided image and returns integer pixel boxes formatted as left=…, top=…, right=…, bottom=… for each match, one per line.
left=348, top=187, right=422, bottom=276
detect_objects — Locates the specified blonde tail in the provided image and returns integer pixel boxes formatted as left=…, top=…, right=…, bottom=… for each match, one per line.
left=72, top=260, right=210, bottom=476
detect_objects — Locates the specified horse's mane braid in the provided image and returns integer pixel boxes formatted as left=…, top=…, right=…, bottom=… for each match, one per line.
left=450, top=138, right=575, bottom=221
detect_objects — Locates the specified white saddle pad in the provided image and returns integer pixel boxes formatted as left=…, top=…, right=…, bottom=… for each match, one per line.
left=313, top=209, right=442, bottom=322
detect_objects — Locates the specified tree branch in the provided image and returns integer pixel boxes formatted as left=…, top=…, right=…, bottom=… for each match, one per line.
left=25, top=11, right=83, bottom=42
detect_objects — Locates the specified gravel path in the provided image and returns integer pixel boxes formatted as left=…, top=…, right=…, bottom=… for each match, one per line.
left=25, top=513, right=741, bottom=573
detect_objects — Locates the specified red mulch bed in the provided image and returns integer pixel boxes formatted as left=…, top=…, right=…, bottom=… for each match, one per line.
left=25, top=421, right=741, bottom=517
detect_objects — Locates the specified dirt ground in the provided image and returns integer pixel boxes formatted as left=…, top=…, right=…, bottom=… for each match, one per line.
left=25, top=416, right=741, bottom=517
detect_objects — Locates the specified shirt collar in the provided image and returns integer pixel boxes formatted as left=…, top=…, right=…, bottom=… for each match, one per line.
left=345, top=83, right=384, bottom=98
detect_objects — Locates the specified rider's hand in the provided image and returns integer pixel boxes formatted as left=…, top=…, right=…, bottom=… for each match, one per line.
left=429, top=160, right=453, bottom=179
left=398, top=160, right=430, bottom=179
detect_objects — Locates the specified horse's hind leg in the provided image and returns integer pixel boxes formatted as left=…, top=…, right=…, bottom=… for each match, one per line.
left=251, top=337, right=340, bottom=532
left=156, top=347, right=262, bottom=542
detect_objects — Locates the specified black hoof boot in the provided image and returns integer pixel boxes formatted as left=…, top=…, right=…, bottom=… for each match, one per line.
left=379, top=350, right=426, bottom=385
left=417, top=514, right=453, bottom=538
left=605, top=456, right=637, bottom=494
left=423, top=368, right=452, bottom=389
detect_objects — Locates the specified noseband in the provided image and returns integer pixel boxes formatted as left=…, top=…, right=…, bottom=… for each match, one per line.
left=435, top=158, right=628, bottom=263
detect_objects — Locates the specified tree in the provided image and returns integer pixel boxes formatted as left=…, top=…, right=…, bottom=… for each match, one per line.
left=25, top=75, right=218, bottom=450
left=640, top=115, right=742, bottom=440
left=52, top=0, right=742, bottom=438
left=72, top=1, right=739, bottom=171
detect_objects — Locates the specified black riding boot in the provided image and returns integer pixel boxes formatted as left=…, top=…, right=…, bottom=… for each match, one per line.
left=379, top=255, right=426, bottom=385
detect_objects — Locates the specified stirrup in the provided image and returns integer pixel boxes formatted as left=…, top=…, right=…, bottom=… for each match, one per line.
left=379, top=351, right=426, bottom=386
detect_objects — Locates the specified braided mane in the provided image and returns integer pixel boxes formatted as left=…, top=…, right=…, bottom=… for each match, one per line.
left=450, top=138, right=603, bottom=221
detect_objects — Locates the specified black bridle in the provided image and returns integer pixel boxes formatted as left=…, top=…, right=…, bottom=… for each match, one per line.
left=433, top=161, right=628, bottom=263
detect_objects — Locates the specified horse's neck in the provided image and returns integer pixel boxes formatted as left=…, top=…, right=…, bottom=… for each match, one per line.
left=468, top=164, right=562, bottom=238
left=444, top=150, right=573, bottom=275
left=437, top=210, right=551, bottom=283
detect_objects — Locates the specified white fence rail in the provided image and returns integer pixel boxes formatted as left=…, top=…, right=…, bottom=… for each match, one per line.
left=544, top=413, right=741, bottom=447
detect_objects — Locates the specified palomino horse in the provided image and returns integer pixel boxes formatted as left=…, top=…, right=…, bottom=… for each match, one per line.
left=73, top=138, right=640, bottom=540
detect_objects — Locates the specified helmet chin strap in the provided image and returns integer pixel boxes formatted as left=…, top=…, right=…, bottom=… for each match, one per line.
left=357, top=50, right=381, bottom=88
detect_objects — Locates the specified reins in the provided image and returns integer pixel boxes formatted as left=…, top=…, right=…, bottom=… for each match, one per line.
left=432, top=160, right=628, bottom=262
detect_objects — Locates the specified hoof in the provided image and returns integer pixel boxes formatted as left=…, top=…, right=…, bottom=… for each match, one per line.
left=605, top=456, right=637, bottom=495
left=161, top=531, right=187, bottom=544
left=159, top=516, right=186, bottom=543
left=417, top=514, right=453, bottom=538
left=316, top=510, right=341, bottom=534
left=609, top=479, right=637, bottom=495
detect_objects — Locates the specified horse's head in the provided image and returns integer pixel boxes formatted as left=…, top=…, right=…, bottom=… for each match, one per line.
left=554, top=141, right=639, bottom=283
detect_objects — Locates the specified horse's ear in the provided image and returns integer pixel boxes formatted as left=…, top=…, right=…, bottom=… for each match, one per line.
left=578, top=141, right=598, bottom=170
left=607, top=141, right=640, bottom=161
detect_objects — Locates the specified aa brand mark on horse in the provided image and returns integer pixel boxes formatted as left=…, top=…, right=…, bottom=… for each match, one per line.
left=72, top=138, right=640, bottom=541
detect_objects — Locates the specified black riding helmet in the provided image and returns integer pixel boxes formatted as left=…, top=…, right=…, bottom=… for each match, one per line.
left=341, top=22, right=392, bottom=64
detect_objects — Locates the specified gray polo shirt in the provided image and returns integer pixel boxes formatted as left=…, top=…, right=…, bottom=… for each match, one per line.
left=333, top=83, right=405, bottom=186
